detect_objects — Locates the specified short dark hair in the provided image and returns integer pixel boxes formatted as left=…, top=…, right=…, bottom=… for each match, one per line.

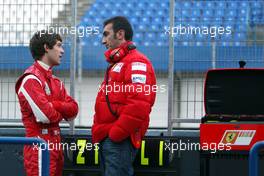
left=29, top=30, right=62, bottom=60
left=103, top=16, right=133, bottom=41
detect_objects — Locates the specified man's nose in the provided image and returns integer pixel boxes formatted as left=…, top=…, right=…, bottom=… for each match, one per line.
left=102, top=38, right=106, bottom=45
left=61, top=48, right=64, bottom=55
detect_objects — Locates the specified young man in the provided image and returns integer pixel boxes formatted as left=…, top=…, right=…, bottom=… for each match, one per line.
left=15, top=30, right=78, bottom=176
left=92, top=16, right=157, bottom=176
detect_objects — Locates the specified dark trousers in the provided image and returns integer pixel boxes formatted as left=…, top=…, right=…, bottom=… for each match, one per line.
left=99, top=138, right=138, bottom=176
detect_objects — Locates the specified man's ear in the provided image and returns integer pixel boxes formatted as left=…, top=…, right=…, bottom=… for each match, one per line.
left=44, top=44, right=49, bottom=53
left=116, top=29, right=125, bottom=40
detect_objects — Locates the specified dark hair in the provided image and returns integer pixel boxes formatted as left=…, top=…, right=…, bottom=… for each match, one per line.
left=29, top=30, right=62, bottom=60
left=103, top=16, right=133, bottom=41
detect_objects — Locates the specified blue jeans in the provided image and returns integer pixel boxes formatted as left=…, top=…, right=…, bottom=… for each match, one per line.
left=99, top=138, right=138, bottom=176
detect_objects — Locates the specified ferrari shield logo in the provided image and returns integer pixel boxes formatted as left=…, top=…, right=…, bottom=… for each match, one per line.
left=225, top=132, right=238, bottom=143
left=220, top=130, right=256, bottom=145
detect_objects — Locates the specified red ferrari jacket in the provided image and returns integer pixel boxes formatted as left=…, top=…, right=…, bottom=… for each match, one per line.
left=92, top=41, right=156, bottom=148
left=15, top=61, right=78, bottom=137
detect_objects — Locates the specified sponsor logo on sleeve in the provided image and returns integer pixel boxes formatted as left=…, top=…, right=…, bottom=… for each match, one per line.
left=132, top=62, right=147, bottom=72
left=132, top=74, right=146, bottom=84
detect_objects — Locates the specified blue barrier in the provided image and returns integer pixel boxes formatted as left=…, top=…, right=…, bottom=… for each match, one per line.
left=249, top=141, right=264, bottom=176
left=0, top=137, right=50, bottom=176
left=1, top=46, right=264, bottom=71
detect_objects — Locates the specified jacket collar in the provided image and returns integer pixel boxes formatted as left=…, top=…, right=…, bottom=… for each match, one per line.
left=37, top=60, right=50, bottom=71
left=34, top=61, right=53, bottom=79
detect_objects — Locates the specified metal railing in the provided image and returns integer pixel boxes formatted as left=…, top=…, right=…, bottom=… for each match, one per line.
left=0, top=137, right=50, bottom=176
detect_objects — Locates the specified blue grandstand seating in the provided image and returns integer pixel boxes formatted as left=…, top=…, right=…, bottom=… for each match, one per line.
left=192, top=9, right=201, bottom=17
left=79, top=0, right=264, bottom=48
left=183, top=2, right=191, bottom=9
left=216, top=1, right=226, bottom=8
left=205, top=2, right=214, bottom=8
left=2, top=0, right=259, bottom=71
left=227, top=1, right=239, bottom=9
